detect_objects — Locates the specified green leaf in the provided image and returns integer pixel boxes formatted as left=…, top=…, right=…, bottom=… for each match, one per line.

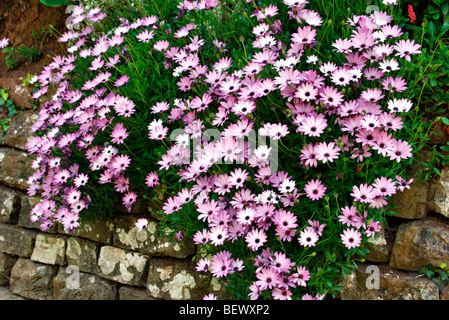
left=432, top=166, right=442, bottom=176
left=441, top=117, right=449, bottom=125
left=39, top=0, right=68, bottom=7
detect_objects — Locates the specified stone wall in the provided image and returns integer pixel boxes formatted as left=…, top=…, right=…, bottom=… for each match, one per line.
left=1, top=80, right=449, bottom=300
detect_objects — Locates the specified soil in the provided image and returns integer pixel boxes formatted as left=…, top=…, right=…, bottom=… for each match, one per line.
left=0, top=0, right=68, bottom=79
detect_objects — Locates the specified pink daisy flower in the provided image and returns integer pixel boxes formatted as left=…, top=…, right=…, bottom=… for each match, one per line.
left=114, top=75, right=129, bottom=87
left=382, top=76, right=407, bottom=92
left=315, top=141, right=340, bottom=163
left=298, top=227, right=319, bottom=247
left=319, top=86, right=344, bottom=107
left=0, top=37, right=9, bottom=48
left=350, top=183, right=376, bottom=203
left=122, top=191, right=137, bottom=211
left=210, top=251, right=233, bottom=278
left=209, top=226, right=229, bottom=246
left=304, top=179, right=326, bottom=201
left=360, top=88, right=385, bottom=102
left=298, top=113, right=327, bottom=137
left=294, top=265, right=310, bottom=287
left=365, top=220, right=382, bottom=238
left=291, top=25, right=317, bottom=45
left=255, top=267, right=280, bottom=290
left=245, top=228, right=267, bottom=251
left=145, top=171, right=160, bottom=187
left=341, top=228, right=362, bottom=249
left=295, top=82, right=318, bottom=102
left=135, top=218, right=148, bottom=231
left=110, top=123, right=129, bottom=144
left=338, top=205, right=358, bottom=227
left=393, top=39, right=421, bottom=61
left=136, top=29, right=155, bottom=42
left=272, top=209, right=298, bottom=230
left=372, top=176, right=397, bottom=196
left=387, top=139, right=413, bottom=162
left=299, top=143, right=318, bottom=168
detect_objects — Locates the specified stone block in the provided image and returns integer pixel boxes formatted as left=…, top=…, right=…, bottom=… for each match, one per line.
left=18, top=195, right=58, bottom=232
left=118, top=286, right=157, bottom=300
left=146, top=258, right=222, bottom=300
left=30, top=233, right=66, bottom=265
left=0, top=224, right=37, bottom=257
left=1, top=111, right=39, bottom=151
left=97, top=246, right=149, bottom=287
left=340, top=263, right=439, bottom=300
left=3, top=111, right=39, bottom=151
left=390, top=217, right=449, bottom=271
left=0, top=286, right=26, bottom=300
left=389, top=150, right=431, bottom=219
left=364, top=222, right=393, bottom=263
left=66, top=237, right=101, bottom=274
left=428, top=167, right=449, bottom=219
left=53, top=266, right=118, bottom=300
left=388, top=179, right=429, bottom=219
left=0, top=148, right=33, bottom=190
left=10, top=257, right=58, bottom=300
left=441, top=285, right=449, bottom=300
left=58, top=217, right=114, bottom=244
left=0, top=78, right=35, bottom=109
left=0, top=188, right=20, bottom=224
left=113, top=215, right=196, bottom=259
left=0, top=252, right=18, bottom=285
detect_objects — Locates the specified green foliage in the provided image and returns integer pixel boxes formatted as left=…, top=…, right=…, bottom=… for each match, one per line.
left=0, top=88, right=17, bottom=136
left=0, top=88, right=17, bottom=117
left=420, top=263, right=449, bottom=291
left=1, top=45, right=42, bottom=70
left=399, top=0, right=449, bottom=182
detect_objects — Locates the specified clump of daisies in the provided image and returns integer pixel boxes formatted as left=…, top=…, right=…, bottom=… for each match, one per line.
left=27, top=0, right=423, bottom=300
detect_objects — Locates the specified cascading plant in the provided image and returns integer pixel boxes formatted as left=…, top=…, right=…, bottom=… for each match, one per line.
left=24, top=0, right=426, bottom=300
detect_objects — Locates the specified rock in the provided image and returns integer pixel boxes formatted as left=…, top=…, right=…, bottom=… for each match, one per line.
left=388, top=150, right=431, bottom=219
left=30, top=233, right=67, bottom=265
left=0, top=223, right=37, bottom=257
left=0, top=286, right=26, bottom=300
left=97, top=246, right=149, bottom=287
left=146, top=258, right=225, bottom=300
left=340, top=263, right=440, bottom=300
left=0, top=78, right=35, bottom=109
left=65, top=237, right=101, bottom=274
left=0, top=252, right=18, bottom=285
left=2, top=111, right=39, bottom=151
left=58, top=217, right=114, bottom=245
left=118, top=286, right=158, bottom=300
left=441, top=285, right=449, bottom=300
left=112, top=215, right=196, bottom=259
left=0, top=148, right=33, bottom=190
left=0, top=188, right=20, bottom=224
left=18, top=195, right=57, bottom=232
left=364, top=222, right=393, bottom=263
left=390, top=217, right=449, bottom=271
left=52, top=266, right=118, bottom=300
left=10, top=257, right=58, bottom=300
left=428, top=167, right=449, bottom=218
left=388, top=179, right=429, bottom=219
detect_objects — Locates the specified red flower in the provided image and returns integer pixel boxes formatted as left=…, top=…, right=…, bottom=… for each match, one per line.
left=408, top=5, right=416, bottom=24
